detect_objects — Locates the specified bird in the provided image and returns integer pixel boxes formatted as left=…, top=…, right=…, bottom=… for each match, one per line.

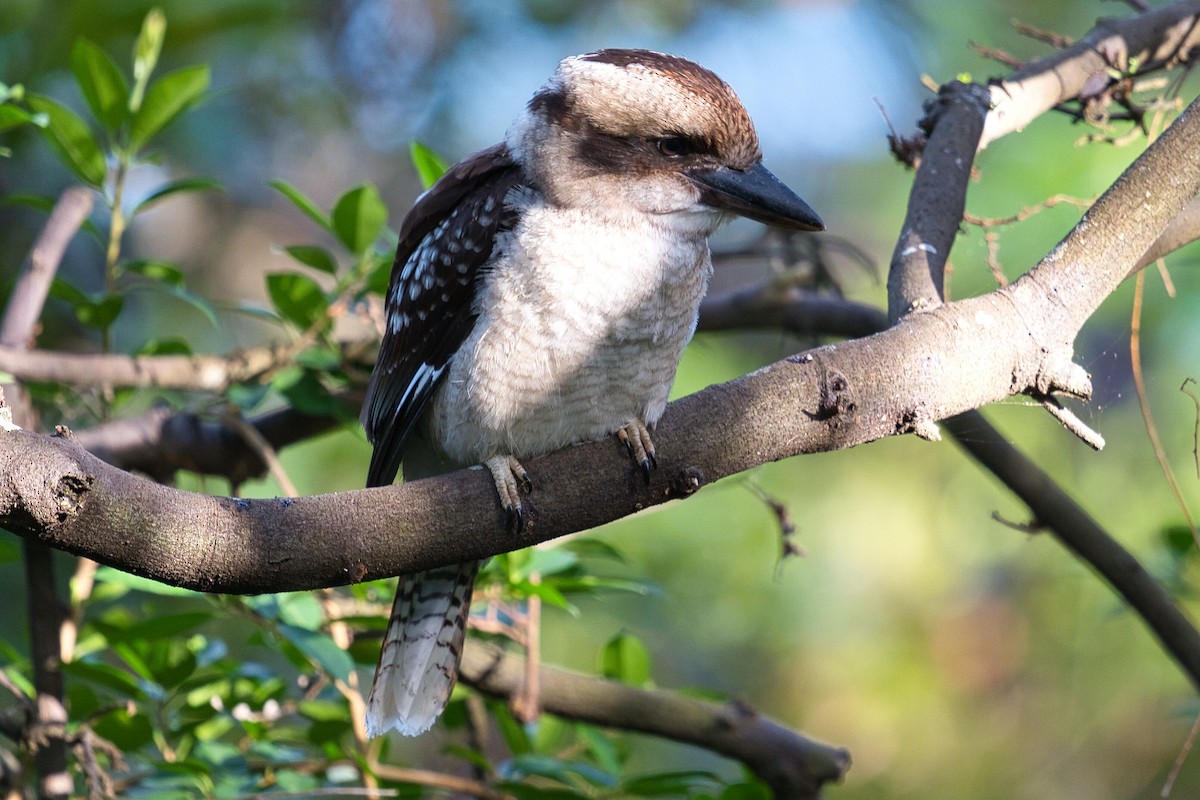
left=360, top=48, right=824, bottom=738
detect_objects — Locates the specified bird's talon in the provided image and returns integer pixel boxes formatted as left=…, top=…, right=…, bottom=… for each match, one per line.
left=486, top=455, right=530, bottom=533
left=617, top=421, right=658, bottom=483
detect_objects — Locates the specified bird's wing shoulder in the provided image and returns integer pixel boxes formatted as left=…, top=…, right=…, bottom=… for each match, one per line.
left=362, top=142, right=522, bottom=487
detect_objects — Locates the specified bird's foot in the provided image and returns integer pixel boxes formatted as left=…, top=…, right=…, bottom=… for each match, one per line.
left=485, top=455, right=532, bottom=533
left=616, top=420, right=657, bottom=484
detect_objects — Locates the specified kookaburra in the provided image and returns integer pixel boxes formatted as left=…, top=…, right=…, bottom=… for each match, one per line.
left=361, top=48, right=824, bottom=737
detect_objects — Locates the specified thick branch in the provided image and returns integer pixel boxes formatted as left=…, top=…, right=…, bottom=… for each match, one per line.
left=887, top=81, right=990, bottom=320
left=0, top=267, right=1142, bottom=594
left=459, top=641, right=849, bottom=799
left=1014, top=92, right=1200, bottom=338
left=980, top=0, right=1200, bottom=148
left=1136, top=195, right=1200, bottom=269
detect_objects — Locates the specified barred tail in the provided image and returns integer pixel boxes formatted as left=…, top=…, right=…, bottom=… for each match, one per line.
left=365, top=560, right=480, bottom=737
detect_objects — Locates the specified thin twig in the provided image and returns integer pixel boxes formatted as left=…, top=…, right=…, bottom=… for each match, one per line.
left=510, top=573, right=541, bottom=724
left=223, top=409, right=299, bottom=497
left=1181, top=379, right=1200, bottom=478
left=371, top=764, right=512, bottom=800
left=1162, top=710, right=1200, bottom=796
left=1131, top=272, right=1198, bottom=545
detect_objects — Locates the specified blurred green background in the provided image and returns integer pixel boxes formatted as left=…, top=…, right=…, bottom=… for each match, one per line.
left=2, top=0, right=1200, bottom=798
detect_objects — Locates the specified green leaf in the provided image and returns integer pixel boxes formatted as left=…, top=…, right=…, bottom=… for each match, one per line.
left=514, top=547, right=579, bottom=581
left=512, top=579, right=575, bottom=613
left=131, top=7, right=166, bottom=113
left=1, top=667, right=33, bottom=699
left=95, top=565, right=196, bottom=597
left=576, top=724, right=622, bottom=776
left=297, top=699, right=348, bottom=722
left=275, top=770, right=318, bottom=793
left=718, top=782, right=772, bottom=800
left=506, top=754, right=617, bottom=788
left=283, top=244, right=338, bottom=275
left=54, top=285, right=126, bottom=331
left=367, top=251, right=393, bottom=295
left=226, top=382, right=270, bottom=411
left=71, top=39, right=130, bottom=131
left=551, top=575, right=659, bottom=598
left=331, top=183, right=386, bottom=253
left=227, top=301, right=279, bottom=323
left=265, top=272, right=327, bottom=329
left=0, top=82, right=24, bottom=104
left=93, top=706, right=155, bottom=751
left=293, top=345, right=342, bottom=370
left=133, top=176, right=221, bottom=215
left=76, top=292, right=124, bottom=330
left=93, top=611, right=211, bottom=644
left=167, top=284, right=220, bottom=328
left=130, top=64, right=210, bottom=151
left=62, top=659, right=146, bottom=699
left=621, top=771, right=724, bottom=797
left=277, top=369, right=342, bottom=417
left=600, top=632, right=651, bottom=686
left=563, top=538, right=627, bottom=563
left=409, top=140, right=448, bottom=189
left=137, top=336, right=192, bottom=355
left=0, top=104, right=44, bottom=133
left=125, top=258, right=184, bottom=285
left=277, top=593, right=324, bottom=630
left=269, top=179, right=332, bottom=232
left=0, top=538, right=19, bottom=563
left=26, top=93, right=106, bottom=186
left=278, top=624, right=353, bottom=683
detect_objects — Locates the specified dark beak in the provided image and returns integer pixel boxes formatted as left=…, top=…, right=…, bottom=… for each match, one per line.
left=689, top=162, right=824, bottom=231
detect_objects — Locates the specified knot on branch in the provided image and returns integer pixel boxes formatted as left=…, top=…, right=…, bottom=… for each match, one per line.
left=0, top=432, right=94, bottom=537
left=813, top=368, right=855, bottom=422
left=668, top=465, right=705, bottom=499
left=1035, top=354, right=1093, bottom=399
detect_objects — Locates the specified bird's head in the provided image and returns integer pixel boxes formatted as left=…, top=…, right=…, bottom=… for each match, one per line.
left=506, top=48, right=824, bottom=234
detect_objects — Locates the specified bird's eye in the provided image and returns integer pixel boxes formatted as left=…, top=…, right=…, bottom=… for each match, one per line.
left=656, top=136, right=691, bottom=158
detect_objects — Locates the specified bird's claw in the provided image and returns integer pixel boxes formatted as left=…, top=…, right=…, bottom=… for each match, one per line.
left=617, top=421, right=657, bottom=485
left=485, top=455, right=532, bottom=534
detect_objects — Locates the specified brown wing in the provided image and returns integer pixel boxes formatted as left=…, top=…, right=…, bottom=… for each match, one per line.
left=362, top=143, right=523, bottom=488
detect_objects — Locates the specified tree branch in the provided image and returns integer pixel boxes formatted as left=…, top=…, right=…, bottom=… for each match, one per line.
left=0, top=187, right=94, bottom=350
left=980, top=0, right=1200, bottom=148
left=1018, top=92, right=1200, bottom=337
left=887, top=81, right=990, bottom=320
left=0, top=187, right=93, bottom=800
left=459, top=641, right=849, bottom=799
left=0, top=339, right=375, bottom=392
left=4, top=81, right=1197, bottom=585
